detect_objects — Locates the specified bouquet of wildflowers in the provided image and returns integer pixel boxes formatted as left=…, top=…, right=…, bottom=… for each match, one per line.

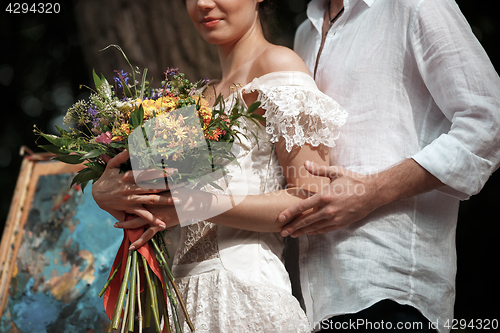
left=34, top=46, right=263, bottom=332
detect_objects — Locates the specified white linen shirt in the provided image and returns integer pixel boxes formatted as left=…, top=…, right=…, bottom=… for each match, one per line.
left=294, top=0, right=500, bottom=332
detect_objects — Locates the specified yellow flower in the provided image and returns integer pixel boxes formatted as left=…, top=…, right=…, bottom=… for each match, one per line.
left=197, top=105, right=212, bottom=127
left=195, top=96, right=210, bottom=107
left=158, top=116, right=174, bottom=129
left=155, top=96, right=178, bottom=114
left=142, top=99, right=155, bottom=109
left=188, top=138, right=199, bottom=148
left=172, top=152, right=183, bottom=161
left=174, top=126, right=188, bottom=141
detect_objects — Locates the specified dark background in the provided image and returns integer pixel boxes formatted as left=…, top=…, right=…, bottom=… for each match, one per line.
left=0, top=0, right=498, bottom=329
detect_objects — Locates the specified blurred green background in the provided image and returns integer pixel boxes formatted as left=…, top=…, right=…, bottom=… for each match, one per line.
left=0, top=0, right=498, bottom=330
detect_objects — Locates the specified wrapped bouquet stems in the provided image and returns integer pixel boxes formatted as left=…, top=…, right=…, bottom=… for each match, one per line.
left=103, top=231, right=194, bottom=333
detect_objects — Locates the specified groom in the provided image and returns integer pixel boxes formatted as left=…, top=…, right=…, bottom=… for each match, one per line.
left=280, top=0, right=500, bottom=332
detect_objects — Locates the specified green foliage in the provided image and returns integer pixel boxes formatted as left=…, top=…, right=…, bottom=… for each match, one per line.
left=33, top=47, right=262, bottom=191
left=130, top=105, right=144, bottom=129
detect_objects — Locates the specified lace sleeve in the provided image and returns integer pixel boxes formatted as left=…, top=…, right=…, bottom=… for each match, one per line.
left=250, top=85, right=347, bottom=152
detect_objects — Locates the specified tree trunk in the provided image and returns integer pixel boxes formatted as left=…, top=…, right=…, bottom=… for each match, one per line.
left=73, top=0, right=221, bottom=84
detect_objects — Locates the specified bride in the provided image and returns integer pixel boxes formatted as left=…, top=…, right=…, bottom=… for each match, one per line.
left=92, top=0, right=346, bottom=331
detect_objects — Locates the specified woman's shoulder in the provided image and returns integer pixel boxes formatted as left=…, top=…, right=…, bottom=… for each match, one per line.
left=253, top=45, right=311, bottom=77
left=242, top=45, right=317, bottom=91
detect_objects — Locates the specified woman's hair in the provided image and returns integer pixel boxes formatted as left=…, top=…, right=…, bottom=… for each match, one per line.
left=259, top=0, right=279, bottom=43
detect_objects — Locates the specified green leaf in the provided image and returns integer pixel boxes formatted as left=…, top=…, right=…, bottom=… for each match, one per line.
left=207, top=180, right=224, bottom=191
left=38, top=145, right=69, bottom=155
left=93, top=69, right=101, bottom=90
left=250, top=113, right=266, bottom=122
left=79, top=168, right=101, bottom=183
left=120, top=77, right=133, bottom=98
left=39, top=133, right=68, bottom=148
left=82, top=149, right=103, bottom=160
left=247, top=101, right=261, bottom=114
left=130, top=105, right=144, bottom=129
left=100, top=75, right=113, bottom=101
left=80, top=180, right=90, bottom=193
left=84, top=161, right=106, bottom=172
left=71, top=167, right=101, bottom=191
left=53, top=154, right=83, bottom=164
left=54, top=125, right=68, bottom=136
left=140, top=68, right=148, bottom=100
left=110, top=141, right=127, bottom=149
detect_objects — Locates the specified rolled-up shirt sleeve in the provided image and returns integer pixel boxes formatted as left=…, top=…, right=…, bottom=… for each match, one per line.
left=410, top=0, right=500, bottom=199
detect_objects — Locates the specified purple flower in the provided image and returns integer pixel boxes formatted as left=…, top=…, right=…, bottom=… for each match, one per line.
left=113, top=70, right=130, bottom=89
left=88, top=107, right=98, bottom=117
left=165, top=68, right=179, bottom=77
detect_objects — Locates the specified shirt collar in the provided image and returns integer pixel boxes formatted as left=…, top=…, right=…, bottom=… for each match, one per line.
left=306, top=0, right=376, bottom=33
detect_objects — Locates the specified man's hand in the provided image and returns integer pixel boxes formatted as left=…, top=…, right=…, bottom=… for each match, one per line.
left=279, top=159, right=444, bottom=237
left=279, top=161, right=381, bottom=237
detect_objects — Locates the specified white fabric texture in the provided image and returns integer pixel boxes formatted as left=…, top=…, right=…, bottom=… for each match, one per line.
left=170, top=72, right=346, bottom=333
left=294, top=1, right=500, bottom=332
left=243, top=72, right=346, bottom=152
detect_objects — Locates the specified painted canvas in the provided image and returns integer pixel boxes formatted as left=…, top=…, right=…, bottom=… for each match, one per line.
left=0, top=157, right=121, bottom=332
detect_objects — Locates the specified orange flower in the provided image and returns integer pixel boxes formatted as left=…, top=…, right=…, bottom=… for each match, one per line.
left=205, top=127, right=223, bottom=141
left=171, top=152, right=184, bottom=161
left=155, top=96, right=178, bottom=113
left=120, top=123, right=131, bottom=135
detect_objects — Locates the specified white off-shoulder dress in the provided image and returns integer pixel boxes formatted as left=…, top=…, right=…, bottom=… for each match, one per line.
left=170, top=72, right=347, bottom=333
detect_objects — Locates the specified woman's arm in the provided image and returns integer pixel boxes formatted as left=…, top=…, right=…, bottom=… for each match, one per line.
left=117, top=140, right=330, bottom=249
left=168, top=140, right=328, bottom=231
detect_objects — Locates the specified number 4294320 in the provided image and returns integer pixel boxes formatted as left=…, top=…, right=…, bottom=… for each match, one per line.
left=444, top=318, right=498, bottom=330
left=5, top=3, right=61, bottom=14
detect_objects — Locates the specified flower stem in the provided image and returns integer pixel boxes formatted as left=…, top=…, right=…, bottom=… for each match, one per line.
left=136, top=263, right=143, bottom=333
left=99, top=259, right=122, bottom=298
left=160, top=282, right=171, bottom=333
left=145, top=283, right=152, bottom=328
left=111, top=251, right=132, bottom=330
left=151, top=238, right=194, bottom=332
left=169, top=289, right=183, bottom=333
left=151, top=274, right=162, bottom=332
left=155, top=277, right=175, bottom=333
left=141, top=254, right=161, bottom=332
left=120, top=290, right=130, bottom=333
left=151, top=237, right=174, bottom=280
left=127, top=250, right=138, bottom=332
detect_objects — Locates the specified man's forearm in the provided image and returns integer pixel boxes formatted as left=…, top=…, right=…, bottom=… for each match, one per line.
left=374, top=158, right=444, bottom=207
